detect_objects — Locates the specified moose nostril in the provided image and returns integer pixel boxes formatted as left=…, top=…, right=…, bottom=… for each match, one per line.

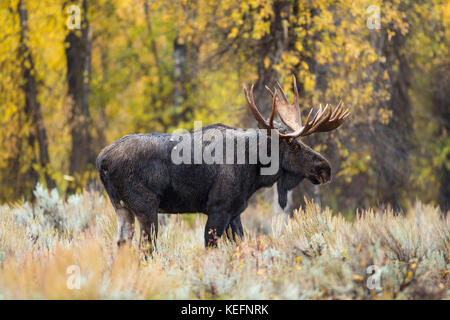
left=317, top=166, right=331, bottom=183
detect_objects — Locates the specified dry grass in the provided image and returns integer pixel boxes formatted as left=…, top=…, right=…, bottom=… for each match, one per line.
left=0, top=184, right=448, bottom=299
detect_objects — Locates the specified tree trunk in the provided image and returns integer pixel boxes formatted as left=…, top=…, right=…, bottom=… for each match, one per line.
left=171, top=0, right=200, bottom=127
left=65, top=0, right=94, bottom=187
left=431, top=65, right=450, bottom=213
left=371, top=29, right=412, bottom=210
left=173, top=35, right=188, bottom=122
left=18, top=0, right=55, bottom=190
left=246, top=0, right=290, bottom=213
left=248, top=0, right=290, bottom=123
left=284, top=2, right=324, bottom=215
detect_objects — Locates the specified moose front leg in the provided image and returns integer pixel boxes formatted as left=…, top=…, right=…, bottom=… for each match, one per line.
left=226, top=215, right=244, bottom=242
left=204, top=213, right=231, bottom=247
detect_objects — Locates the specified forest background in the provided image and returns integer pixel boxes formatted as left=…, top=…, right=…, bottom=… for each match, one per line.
left=0, top=0, right=448, bottom=216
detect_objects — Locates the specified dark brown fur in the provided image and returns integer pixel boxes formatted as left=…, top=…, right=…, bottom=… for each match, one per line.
left=96, top=124, right=330, bottom=249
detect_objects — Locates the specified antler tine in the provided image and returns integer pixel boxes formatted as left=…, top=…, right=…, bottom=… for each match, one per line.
left=292, top=75, right=299, bottom=109
left=243, top=84, right=270, bottom=129
left=342, top=109, right=350, bottom=119
left=296, top=104, right=328, bottom=137
left=268, top=88, right=277, bottom=128
left=265, top=85, right=275, bottom=97
left=308, top=104, right=327, bottom=129
left=244, top=84, right=281, bottom=133
left=311, top=104, right=324, bottom=126
left=330, top=100, right=343, bottom=121
left=275, top=75, right=300, bottom=110
left=300, top=101, right=350, bottom=136
left=275, top=80, right=289, bottom=103
left=333, top=101, right=349, bottom=123
left=307, top=105, right=333, bottom=135
left=300, top=108, right=314, bottom=133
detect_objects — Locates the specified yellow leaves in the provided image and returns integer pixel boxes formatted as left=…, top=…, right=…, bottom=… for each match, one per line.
left=338, top=148, right=349, bottom=158
left=404, top=271, right=413, bottom=282
left=352, top=274, right=364, bottom=281
left=378, top=108, right=392, bottom=125
left=23, top=59, right=31, bottom=70
left=312, top=7, right=334, bottom=32
left=230, top=9, right=243, bottom=25
left=301, top=61, right=309, bottom=71
left=337, top=149, right=371, bottom=182
left=240, top=1, right=250, bottom=14
left=367, top=50, right=378, bottom=64
left=316, top=44, right=331, bottom=65
left=179, top=24, right=194, bottom=41
left=150, top=1, right=159, bottom=10
left=252, top=19, right=270, bottom=40
left=295, top=41, right=304, bottom=53
left=314, top=144, right=327, bottom=153
left=443, top=1, right=450, bottom=23
left=382, top=2, right=410, bottom=36
left=297, top=73, right=315, bottom=92
left=3, top=103, right=18, bottom=121
left=228, top=27, right=239, bottom=39
left=281, top=52, right=299, bottom=69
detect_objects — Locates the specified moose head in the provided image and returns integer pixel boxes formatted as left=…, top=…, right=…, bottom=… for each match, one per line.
left=243, top=75, right=349, bottom=203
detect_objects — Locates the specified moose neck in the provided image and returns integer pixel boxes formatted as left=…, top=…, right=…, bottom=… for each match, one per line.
left=255, top=167, right=283, bottom=189
left=253, top=132, right=284, bottom=189
left=253, top=137, right=304, bottom=208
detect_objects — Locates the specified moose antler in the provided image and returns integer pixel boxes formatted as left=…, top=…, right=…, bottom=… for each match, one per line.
left=244, top=75, right=350, bottom=139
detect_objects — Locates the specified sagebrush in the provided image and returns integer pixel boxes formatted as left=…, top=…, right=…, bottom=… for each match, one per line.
left=0, top=184, right=448, bottom=299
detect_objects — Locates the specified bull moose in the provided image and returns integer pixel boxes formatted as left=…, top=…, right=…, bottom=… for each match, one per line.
left=96, top=76, right=349, bottom=250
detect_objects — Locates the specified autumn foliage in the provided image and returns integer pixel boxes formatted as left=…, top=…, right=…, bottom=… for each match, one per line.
left=0, top=0, right=449, bottom=213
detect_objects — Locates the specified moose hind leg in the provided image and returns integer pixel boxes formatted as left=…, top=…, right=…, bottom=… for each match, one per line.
left=124, top=191, right=160, bottom=255
left=136, top=212, right=158, bottom=255
left=116, top=206, right=135, bottom=246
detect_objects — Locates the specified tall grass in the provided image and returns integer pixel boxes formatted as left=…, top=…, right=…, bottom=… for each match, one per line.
left=0, top=184, right=448, bottom=299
